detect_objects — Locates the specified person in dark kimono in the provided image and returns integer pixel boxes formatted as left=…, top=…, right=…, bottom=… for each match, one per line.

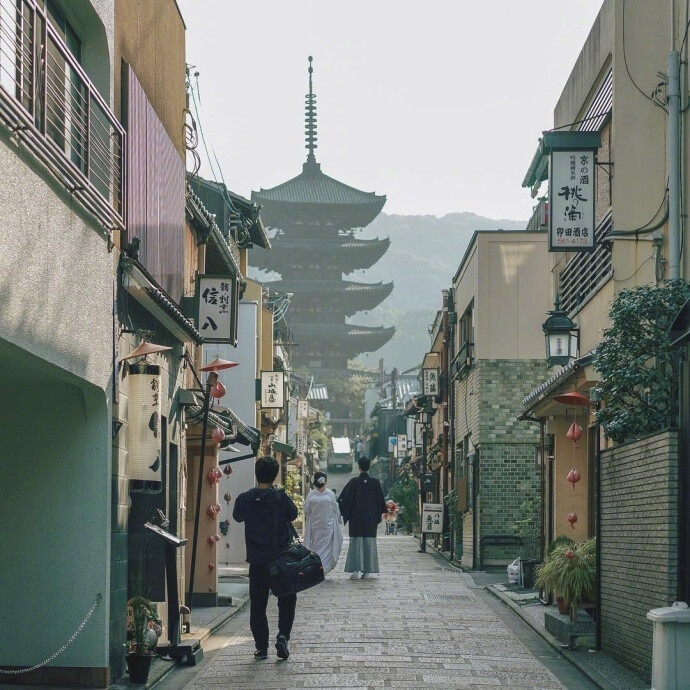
left=338, top=456, right=387, bottom=579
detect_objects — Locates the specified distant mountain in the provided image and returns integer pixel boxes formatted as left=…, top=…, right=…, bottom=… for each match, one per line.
left=249, top=211, right=525, bottom=372
left=350, top=212, right=526, bottom=370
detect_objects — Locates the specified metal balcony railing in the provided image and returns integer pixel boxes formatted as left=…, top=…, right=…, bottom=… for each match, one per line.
left=0, top=0, right=124, bottom=230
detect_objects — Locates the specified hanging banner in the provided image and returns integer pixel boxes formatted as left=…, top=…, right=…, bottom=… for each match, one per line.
left=260, top=371, right=285, bottom=409
left=297, top=399, right=309, bottom=419
left=422, top=368, right=440, bottom=396
left=197, top=275, right=236, bottom=343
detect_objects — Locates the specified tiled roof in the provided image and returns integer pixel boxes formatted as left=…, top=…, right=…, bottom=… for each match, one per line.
left=266, top=279, right=393, bottom=296
left=144, top=286, right=202, bottom=344
left=293, top=323, right=395, bottom=339
left=253, top=162, right=385, bottom=208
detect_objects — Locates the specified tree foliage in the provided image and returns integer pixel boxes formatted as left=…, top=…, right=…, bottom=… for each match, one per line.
left=390, top=471, right=419, bottom=534
left=595, top=280, right=690, bottom=443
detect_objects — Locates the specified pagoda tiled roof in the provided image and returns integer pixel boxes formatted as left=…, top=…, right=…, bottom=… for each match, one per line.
left=254, top=161, right=385, bottom=208
left=250, top=235, right=390, bottom=273
left=291, top=323, right=395, bottom=352
left=266, top=279, right=393, bottom=296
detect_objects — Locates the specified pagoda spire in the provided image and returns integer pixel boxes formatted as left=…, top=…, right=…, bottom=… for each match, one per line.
left=304, top=56, right=318, bottom=166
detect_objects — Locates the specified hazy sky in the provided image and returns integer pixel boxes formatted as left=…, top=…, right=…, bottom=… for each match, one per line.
left=178, top=1, right=604, bottom=221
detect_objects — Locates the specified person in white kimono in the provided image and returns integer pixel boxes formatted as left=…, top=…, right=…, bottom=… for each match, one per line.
left=303, top=472, right=343, bottom=573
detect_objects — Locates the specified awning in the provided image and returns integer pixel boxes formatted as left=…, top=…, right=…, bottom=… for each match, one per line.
left=122, top=258, right=203, bottom=344
left=273, top=440, right=295, bottom=457
left=185, top=395, right=260, bottom=449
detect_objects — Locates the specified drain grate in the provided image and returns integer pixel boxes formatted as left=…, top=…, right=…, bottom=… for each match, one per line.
left=422, top=593, right=474, bottom=603
left=436, top=566, right=464, bottom=573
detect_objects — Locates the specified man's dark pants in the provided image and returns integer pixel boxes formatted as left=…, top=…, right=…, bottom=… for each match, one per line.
left=249, top=562, right=297, bottom=651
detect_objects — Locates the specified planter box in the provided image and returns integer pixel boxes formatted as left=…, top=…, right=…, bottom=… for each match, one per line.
left=545, top=609, right=595, bottom=649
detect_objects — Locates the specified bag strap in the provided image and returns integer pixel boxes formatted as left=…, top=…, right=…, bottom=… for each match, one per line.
left=271, top=491, right=281, bottom=558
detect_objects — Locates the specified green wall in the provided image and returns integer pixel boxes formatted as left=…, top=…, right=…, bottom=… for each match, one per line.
left=0, top=340, right=110, bottom=669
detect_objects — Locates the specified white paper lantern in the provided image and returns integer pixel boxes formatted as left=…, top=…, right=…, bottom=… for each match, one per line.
left=128, top=371, right=162, bottom=489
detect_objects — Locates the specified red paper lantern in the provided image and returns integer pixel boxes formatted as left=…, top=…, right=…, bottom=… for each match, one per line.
left=567, top=511, right=578, bottom=529
left=223, top=465, right=233, bottom=476
left=565, top=548, right=574, bottom=560
left=212, top=427, right=225, bottom=444
left=211, top=381, right=227, bottom=399
left=207, top=535, right=216, bottom=547
left=566, top=468, right=581, bottom=491
left=206, top=505, right=217, bottom=519
left=208, top=562, right=215, bottom=571
left=566, top=422, right=583, bottom=448
left=224, top=492, right=232, bottom=503
left=214, top=503, right=221, bottom=514
left=207, top=469, right=220, bottom=486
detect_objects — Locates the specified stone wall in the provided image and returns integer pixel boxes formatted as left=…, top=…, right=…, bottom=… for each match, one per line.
left=600, top=430, right=678, bottom=681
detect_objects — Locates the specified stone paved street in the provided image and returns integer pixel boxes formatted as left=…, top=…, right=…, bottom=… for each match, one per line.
left=159, top=534, right=597, bottom=689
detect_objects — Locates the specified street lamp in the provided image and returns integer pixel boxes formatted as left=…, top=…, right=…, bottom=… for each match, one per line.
left=183, top=353, right=238, bottom=608
left=542, top=297, right=578, bottom=367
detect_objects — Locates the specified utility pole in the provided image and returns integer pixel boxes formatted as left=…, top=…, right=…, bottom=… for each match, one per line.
left=390, top=367, right=398, bottom=492
left=667, top=47, right=681, bottom=279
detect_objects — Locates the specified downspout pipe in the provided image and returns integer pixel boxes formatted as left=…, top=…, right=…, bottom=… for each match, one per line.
left=668, top=49, right=681, bottom=280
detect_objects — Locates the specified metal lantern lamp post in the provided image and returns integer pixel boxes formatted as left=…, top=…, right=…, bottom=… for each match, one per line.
left=183, top=354, right=238, bottom=608
left=542, top=298, right=578, bottom=367
left=418, top=403, right=432, bottom=553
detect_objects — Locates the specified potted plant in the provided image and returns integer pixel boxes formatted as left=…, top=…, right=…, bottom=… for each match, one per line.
left=536, top=537, right=595, bottom=621
left=544, top=535, right=575, bottom=612
left=126, top=596, right=160, bottom=684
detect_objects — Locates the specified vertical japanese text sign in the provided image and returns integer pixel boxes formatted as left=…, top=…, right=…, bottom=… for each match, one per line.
left=396, top=434, right=407, bottom=458
left=545, top=130, right=600, bottom=253
left=260, top=371, right=285, bottom=409
left=198, top=275, right=236, bottom=343
left=422, top=368, right=440, bottom=396
left=297, top=399, right=309, bottom=420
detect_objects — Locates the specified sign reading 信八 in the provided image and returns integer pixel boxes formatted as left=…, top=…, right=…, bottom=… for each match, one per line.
left=197, top=275, right=238, bottom=343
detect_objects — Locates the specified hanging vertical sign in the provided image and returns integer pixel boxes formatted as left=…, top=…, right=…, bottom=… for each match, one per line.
left=396, top=434, right=407, bottom=458
left=296, top=433, right=306, bottom=454
left=297, top=399, right=309, bottom=419
left=197, top=275, right=236, bottom=343
left=422, top=368, right=440, bottom=396
left=544, top=131, right=601, bottom=253
left=260, top=371, right=285, bottom=409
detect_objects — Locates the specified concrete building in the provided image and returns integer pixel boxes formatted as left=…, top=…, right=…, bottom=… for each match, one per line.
left=451, top=231, right=550, bottom=569
left=519, top=1, right=690, bottom=680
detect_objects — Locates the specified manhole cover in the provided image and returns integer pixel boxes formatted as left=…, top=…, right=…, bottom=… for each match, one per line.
left=423, top=593, right=474, bottom=603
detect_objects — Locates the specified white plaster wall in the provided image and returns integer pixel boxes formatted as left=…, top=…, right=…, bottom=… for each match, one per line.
left=0, top=141, right=115, bottom=395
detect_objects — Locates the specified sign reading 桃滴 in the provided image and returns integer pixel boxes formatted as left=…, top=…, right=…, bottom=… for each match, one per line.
left=260, top=371, right=285, bottom=409
left=549, top=149, right=595, bottom=252
left=198, top=275, right=235, bottom=342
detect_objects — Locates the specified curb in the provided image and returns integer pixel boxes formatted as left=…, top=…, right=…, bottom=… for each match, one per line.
left=113, top=595, right=251, bottom=689
left=486, top=585, right=618, bottom=690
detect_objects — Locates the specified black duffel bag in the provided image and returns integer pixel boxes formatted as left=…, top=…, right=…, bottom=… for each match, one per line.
left=266, top=500, right=324, bottom=597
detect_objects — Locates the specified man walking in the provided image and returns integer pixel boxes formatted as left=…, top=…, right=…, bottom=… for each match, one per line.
left=233, top=456, right=298, bottom=660
left=338, top=456, right=387, bottom=579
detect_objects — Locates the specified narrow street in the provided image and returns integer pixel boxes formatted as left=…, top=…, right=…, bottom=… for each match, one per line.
left=156, top=530, right=596, bottom=689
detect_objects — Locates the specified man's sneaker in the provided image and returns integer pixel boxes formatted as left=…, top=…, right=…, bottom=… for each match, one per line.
left=254, top=649, right=268, bottom=660
left=275, top=633, right=289, bottom=660
left=361, top=572, right=372, bottom=579
left=349, top=572, right=360, bottom=580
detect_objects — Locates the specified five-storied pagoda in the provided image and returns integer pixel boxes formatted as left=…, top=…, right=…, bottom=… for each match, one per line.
left=251, top=57, right=394, bottom=376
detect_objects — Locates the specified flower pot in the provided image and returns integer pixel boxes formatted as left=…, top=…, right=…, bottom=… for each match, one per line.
left=556, top=595, right=569, bottom=615
left=127, top=652, right=153, bottom=685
